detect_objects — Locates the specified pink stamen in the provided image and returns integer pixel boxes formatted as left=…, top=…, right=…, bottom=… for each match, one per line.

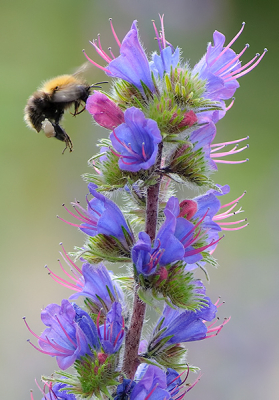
left=152, top=20, right=162, bottom=52
left=45, top=335, right=73, bottom=355
left=27, top=339, right=67, bottom=357
left=216, top=43, right=249, bottom=75
left=72, top=204, right=96, bottom=225
left=113, top=322, right=124, bottom=347
left=89, top=40, right=112, bottom=63
left=184, top=235, right=223, bottom=257
left=211, top=136, right=249, bottom=147
left=225, top=49, right=267, bottom=81
left=55, top=315, right=77, bottom=347
left=185, top=373, right=202, bottom=393
left=211, top=144, right=248, bottom=158
left=109, top=18, right=122, bottom=47
left=60, top=243, right=83, bottom=274
left=108, top=47, right=115, bottom=59
left=226, top=97, right=235, bottom=111
left=209, top=22, right=245, bottom=67
left=180, top=209, right=209, bottom=244
left=142, top=142, right=147, bottom=160
left=145, top=384, right=158, bottom=400
left=46, top=265, right=80, bottom=291
left=213, top=158, right=249, bottom=164
left=82, top=50, right=111, bottom=73
left=220, top=191, right=246, bottom=208
left=222, top=52, right=259, bottom=80
left=220, top=223, right=248, bottom=231
left=121, top=159, right=142, bottom=166
left=159, top=14, right=166, bottom=49
left=23, top=317, right=43, bottom=341
left=206, top=316, right=231, bottom=338
left=218, top=219, right=247, bottom=226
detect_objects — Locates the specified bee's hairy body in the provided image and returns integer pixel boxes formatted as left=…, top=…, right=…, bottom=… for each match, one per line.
left=24, top=74, right=93, bottom=153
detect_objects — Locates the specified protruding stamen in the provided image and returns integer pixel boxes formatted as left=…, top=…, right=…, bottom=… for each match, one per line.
left=217, top=43, right=249, bottom=75
left=82, top=49, right=110, bottom=73
left=209, top=22, right=245, bottom=67
left=159, top=14, right=166, bottom=49
left=225, top=48, right=267, bottom=81
left=108, top=46, right=115, bottom=59
left=152, top=19, right=162, bottom=52
left=109, top=18, right=121, bottom=47
left=226, top=97, right=235, bottom=111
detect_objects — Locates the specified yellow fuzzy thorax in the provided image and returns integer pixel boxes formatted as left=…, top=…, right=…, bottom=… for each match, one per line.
left=40, top=75, right=83, bottom=93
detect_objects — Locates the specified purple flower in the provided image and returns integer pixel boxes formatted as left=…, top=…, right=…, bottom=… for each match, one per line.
left=110, top=107, right=162, bottom=172
left=84, top=20, right=155, bottom=93
left=36, top=382, right=76, bottom=400
left=164, top=197, right=221, bottom=265
left=190, top=117, right=217, bottom=171
left=151, top=285, right=217, bottom=347
left=114, top=379, right=136, bottom=400
left=69, top=263, right=124, bottom=313
left=25, top=300, right=100, bottom=370
left=130, top=365, right=171, bottom=400
left=150, top=16, right=180, bottom=79
left=41, top=383, right=76, bottom=400
left=61, top=183, right=134, bottom=248
left=97, top=302, right=125, bottom=354
left=193, top=23, right=267, bottom=102
left=86, top=92, right=124, bottom=129
left=132, top=209, right=185, bottom=276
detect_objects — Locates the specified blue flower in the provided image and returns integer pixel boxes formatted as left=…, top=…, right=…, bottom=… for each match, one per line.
left=62, top=183, right=134, bottom=248
left=130, top=365, right=171, bottom=400
left=98, top=302, right=125, bottom=354
left=110, top=107, right=162, bottom=172
left=149, top=15, right=180, bottom=79
left=69, top=263, right=124, bottom=313
left=114, top=379, right=136, bottom=400
left=193, top=24, right=267, bottom=103
left=189, top=117, right=217, bottom=171
left=36, top=300, right=99, bottom=369
left=132, top=209, right=184, bottom=276
left=84, top=20, right=155, bottom=93
left=42, top=383, right=76, bottom=400
left=151, top=286, right=217, bottom=347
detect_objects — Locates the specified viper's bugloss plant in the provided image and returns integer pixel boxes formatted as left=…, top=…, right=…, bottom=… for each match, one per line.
left=26, top=15, right=266, bottom=399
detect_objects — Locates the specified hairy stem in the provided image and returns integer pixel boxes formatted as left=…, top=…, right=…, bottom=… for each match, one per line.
left=122, top=144, right=163, bottom=379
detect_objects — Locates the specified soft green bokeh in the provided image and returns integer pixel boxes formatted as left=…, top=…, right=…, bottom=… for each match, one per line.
left=0, top=0, right=278, bottom=398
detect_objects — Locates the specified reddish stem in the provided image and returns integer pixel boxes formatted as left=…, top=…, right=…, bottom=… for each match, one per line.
left=122, top=143, right=163, bottom=378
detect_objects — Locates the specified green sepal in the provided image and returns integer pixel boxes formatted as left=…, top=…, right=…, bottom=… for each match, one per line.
left=80, top=233, right=132, bottom=264
left=42, top=353, right=119, bottom=399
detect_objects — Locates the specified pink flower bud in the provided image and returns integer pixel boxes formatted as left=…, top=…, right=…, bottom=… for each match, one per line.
left=178, top=199, right=198, bottom=220
left=177, top=110, right=197, bottom=128
left=86, top=92, right=124, bottom=129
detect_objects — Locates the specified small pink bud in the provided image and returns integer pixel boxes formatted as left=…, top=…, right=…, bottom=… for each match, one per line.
left=86, top=92, right=124, bottom=129
left=156, top=266, right=168, bottom=285
left=97, top=352, right=108, bottom=365
left=177, top=110, right=197, bottom=128
left=178, top=199, right=198, bottom=220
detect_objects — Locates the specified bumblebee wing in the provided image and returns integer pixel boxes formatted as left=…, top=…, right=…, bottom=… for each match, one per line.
left=72, top=62, right=91, bottom=77
left=52, top=84, right=86, bottom=103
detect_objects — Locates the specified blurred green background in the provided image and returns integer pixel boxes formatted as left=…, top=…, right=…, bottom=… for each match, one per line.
left=0, top=0, right=278, bottom=398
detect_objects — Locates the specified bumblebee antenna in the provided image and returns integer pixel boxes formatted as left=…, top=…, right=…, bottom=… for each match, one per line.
left=90, top=81, right=109, bottom=89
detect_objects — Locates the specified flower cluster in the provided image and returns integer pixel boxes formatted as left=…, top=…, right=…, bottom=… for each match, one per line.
left=26, top=16, right=265, bottom=399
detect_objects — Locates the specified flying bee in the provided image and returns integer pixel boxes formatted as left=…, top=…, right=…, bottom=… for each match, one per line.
left=24, top=65, right=107, bottom=153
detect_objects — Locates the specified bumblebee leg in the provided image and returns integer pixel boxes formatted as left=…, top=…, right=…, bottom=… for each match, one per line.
left=53, top=123, right=73, bottom=153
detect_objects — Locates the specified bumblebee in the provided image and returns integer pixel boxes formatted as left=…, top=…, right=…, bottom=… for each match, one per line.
left=24, top=69, right=105, bottom=153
